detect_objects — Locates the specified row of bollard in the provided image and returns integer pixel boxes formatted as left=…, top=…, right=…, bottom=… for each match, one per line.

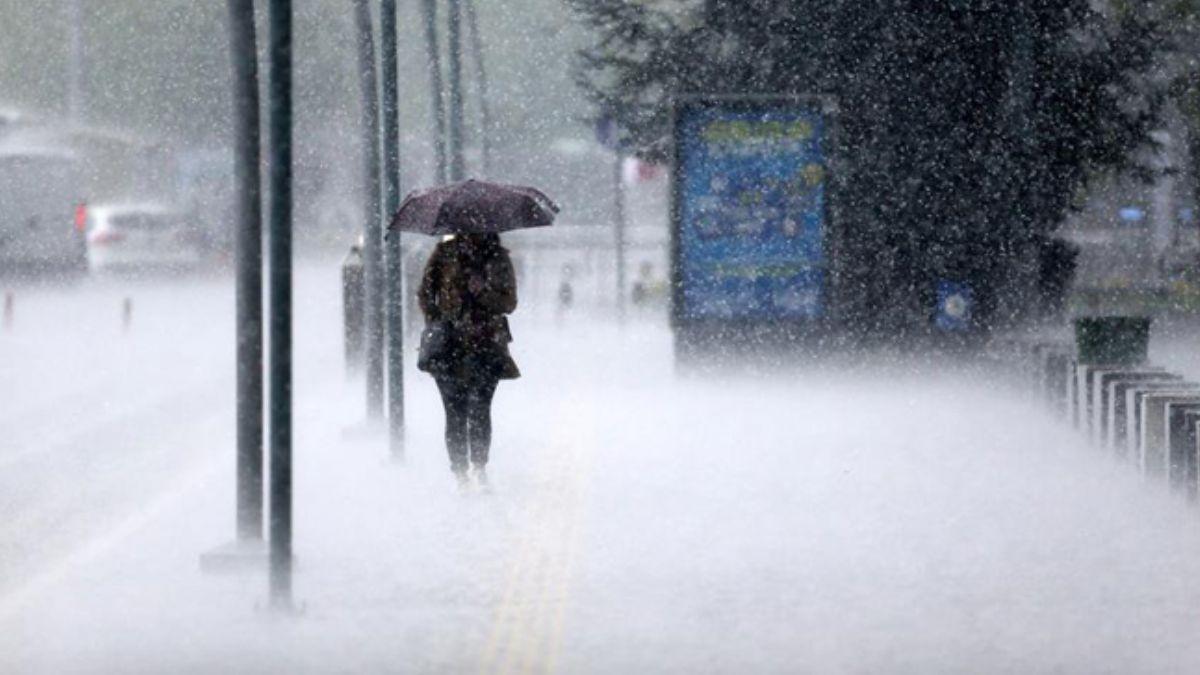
left=0, top=291, right=135, bottom=334
left=995, top=317, right=1200, bottom=500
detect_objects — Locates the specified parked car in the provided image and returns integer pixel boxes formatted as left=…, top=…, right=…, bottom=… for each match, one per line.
left=85, top=203, right=203, bottom=274
left=0, top=146, right=88, bottom=278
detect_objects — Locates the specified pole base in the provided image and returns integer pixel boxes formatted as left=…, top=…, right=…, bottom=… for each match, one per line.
left=255, top=598, right=307, bottom=616
left=341, top=418, right=386, bottom=441
left=199, top=538, right=268, bottom=574
left=388, top=431, right=405, bottom=462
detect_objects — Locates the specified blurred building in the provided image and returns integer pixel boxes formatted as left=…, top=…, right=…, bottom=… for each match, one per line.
left=1059, top=106, right=1197, bottom=308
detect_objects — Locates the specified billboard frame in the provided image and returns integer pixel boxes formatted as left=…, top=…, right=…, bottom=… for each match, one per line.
left=669, top=93, right=841, bottom=358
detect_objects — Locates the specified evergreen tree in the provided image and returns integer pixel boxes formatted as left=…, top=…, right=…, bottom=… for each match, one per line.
left=571, top=0, right=1166, bottom=335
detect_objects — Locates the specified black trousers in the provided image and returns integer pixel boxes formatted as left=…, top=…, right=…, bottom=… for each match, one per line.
left=435, top=374, right=499, bottom=472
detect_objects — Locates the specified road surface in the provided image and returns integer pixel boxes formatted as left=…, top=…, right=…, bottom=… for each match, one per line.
left=4, top=262, right=1200, bottom=673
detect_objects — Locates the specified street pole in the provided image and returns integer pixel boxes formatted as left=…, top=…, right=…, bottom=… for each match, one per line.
left=380, top=0, right=405, bottom=456
left=66, top=0, right=84, bottom=123
left=266, top=0, right=294, bottom=611
left=229, top=0, right=264, bottom=543
left=1008, top=0, right=1037, bottom=322
left=613, top=152, right=627, bottom=324
left=447, top=0, right=466, bottom=181
left=463, top=0, right=492, bottom=176
left=420, top=0, right=448, bottom=184
left=354, top=0, right=385, bottom=421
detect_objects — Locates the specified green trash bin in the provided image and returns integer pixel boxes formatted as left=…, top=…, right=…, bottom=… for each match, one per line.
left=1074, top=315, right=1151, bottom=366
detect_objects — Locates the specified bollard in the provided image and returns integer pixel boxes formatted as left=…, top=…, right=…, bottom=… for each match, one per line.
left=1045, top=350, right=1074, bottom=419
left=1178, top=410, right=1200, bottom=500
left=1125, top=384, right=1198, bottom=464
left=1029, top=341, right=1062, bottom=392
left=1193, top=417, right=1200, bottom=501
left=3, top=292, right=11, bottom=331
left=1075, top=357, right=1084, bottom=425
left=1026, top=341, right=1073, bottom=411
left=1074, top=364, right=1105, bottom=433
left=1166, top=403, right=1200, bottom=493
left=1105, top=372, right=1180, bottom=453
left=1076, top=363, right=1152, bottom=438
left=1088, top=367, right=1167, bottom=445
left=1137, top=390, right=1200, bottom=478
left=1025, top=341, right=1046, bottom=389
left=342, top=244, right=365, bottom=374
left=122, top=297, right=133, bottom=333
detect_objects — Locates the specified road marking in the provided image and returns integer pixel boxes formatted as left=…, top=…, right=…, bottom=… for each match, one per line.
left=0, top=454, right=223, bottom=624
left=0, top=378, right=225, bottom=471
left=478, top=398, right=595, bottom=675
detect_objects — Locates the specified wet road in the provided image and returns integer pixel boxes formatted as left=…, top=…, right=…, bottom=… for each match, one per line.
left=5, top=264, right=1200, bottom=672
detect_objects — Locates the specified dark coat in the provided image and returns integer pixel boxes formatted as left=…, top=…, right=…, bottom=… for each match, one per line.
left=418, top=238, right=520, bottom=379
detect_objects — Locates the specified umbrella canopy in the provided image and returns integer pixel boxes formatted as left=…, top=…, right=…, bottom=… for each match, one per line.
left=388, top=179, right=559, bottom=236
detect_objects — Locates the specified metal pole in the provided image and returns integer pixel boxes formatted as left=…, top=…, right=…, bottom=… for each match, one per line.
left=446, top=0, right=465, bottom=181
left=354, top=0, right=385, bottom=421
left=228, top=0, right=264, bottom=544
left=381, top=0, right=405, bottom=455
left=1007, top=0, right=1036, bottom=322
left=267, top=0, right=294, bottom=610
left=420, top=0, right=448, bottom=184
left=386, top=232, right=405, bottom=453
left=614, top=152, right=627, bottom=324
left=463, top=0, right=492, bottom=176
left=66, top=0, right=84, bottom=123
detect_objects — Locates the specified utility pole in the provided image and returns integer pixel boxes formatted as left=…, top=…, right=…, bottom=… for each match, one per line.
left=380, top=0, right=405, bottom=456
left=598, top=113, right=628, bottom=324
left=1007, top=0, right=1037, bottom=323
left=228, top=0, right=265, bottom=544
left=420, top=0, right=448, bottom=184
left=66, top=0, right=84, bottom=123
left=613, top=153, right=627, bottom=324
left=355, top=0, right=385, bottom=421
left=447, top=0, right=466, bottom=181
left=200, top=0, right=266, bottom=574
left=266, top=0, right=294, bottom=611
left=463, top=0, right=493, bottom=176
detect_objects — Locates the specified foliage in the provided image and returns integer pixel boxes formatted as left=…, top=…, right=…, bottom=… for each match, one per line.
left=571, top=0, right=1168, bottom=333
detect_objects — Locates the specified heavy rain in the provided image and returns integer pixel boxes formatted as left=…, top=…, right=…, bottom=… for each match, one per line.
left=4, top=1, right=1200, bottom=672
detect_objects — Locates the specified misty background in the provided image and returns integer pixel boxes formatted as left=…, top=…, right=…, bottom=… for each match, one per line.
left=0, top=0, right=612, bottom=250
left=11, top=2, right=1200, bottom=672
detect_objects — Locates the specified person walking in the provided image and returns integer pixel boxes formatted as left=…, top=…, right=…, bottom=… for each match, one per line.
left=417, top=232, right=519, bottom=488
left=388, top=179, right=556, bottom=488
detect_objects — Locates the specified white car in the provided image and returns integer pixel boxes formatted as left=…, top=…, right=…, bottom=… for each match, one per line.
left=85, top=203, right=203, bottom=274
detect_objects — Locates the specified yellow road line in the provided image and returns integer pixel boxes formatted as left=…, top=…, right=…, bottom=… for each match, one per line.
left=478, top=398, right=595, bottom=675
left=544, top=448, right=591, bottom=675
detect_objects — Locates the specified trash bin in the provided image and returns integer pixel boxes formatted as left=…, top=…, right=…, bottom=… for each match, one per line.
left=1074, top=315, right=1150, bottom=366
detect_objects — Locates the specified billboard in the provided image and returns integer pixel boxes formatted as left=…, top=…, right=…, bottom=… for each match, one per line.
left=673, top=98, right=829, bottom=322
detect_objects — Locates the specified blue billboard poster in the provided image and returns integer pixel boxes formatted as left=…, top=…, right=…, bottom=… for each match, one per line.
left=673, top=99, right=828, bottom=322
left=934, top=280, right=974, bottom=332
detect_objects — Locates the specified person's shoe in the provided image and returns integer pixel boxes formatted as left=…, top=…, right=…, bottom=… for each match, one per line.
left=453, top=468, right=471, bottom=491
left=472, top=465, right=491, bottom=493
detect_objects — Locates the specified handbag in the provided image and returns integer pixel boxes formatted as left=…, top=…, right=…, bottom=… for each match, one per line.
left=417, top=320, right=457, bottom=372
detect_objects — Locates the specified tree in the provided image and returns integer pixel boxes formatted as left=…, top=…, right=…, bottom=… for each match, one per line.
left=1141, top=0, right=1200, bottom=222
left=571, top=0, right=1167, bottom=336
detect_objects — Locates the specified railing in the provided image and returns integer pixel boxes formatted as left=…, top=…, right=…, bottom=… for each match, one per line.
left=993, top=331, right=1200, bottom=500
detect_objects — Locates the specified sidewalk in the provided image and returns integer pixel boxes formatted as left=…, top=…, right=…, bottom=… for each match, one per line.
left=8, top=297, right=1200, bottom=672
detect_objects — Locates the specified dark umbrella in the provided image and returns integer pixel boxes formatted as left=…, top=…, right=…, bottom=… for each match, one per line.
left=387, top=179, right=559, bottom=236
